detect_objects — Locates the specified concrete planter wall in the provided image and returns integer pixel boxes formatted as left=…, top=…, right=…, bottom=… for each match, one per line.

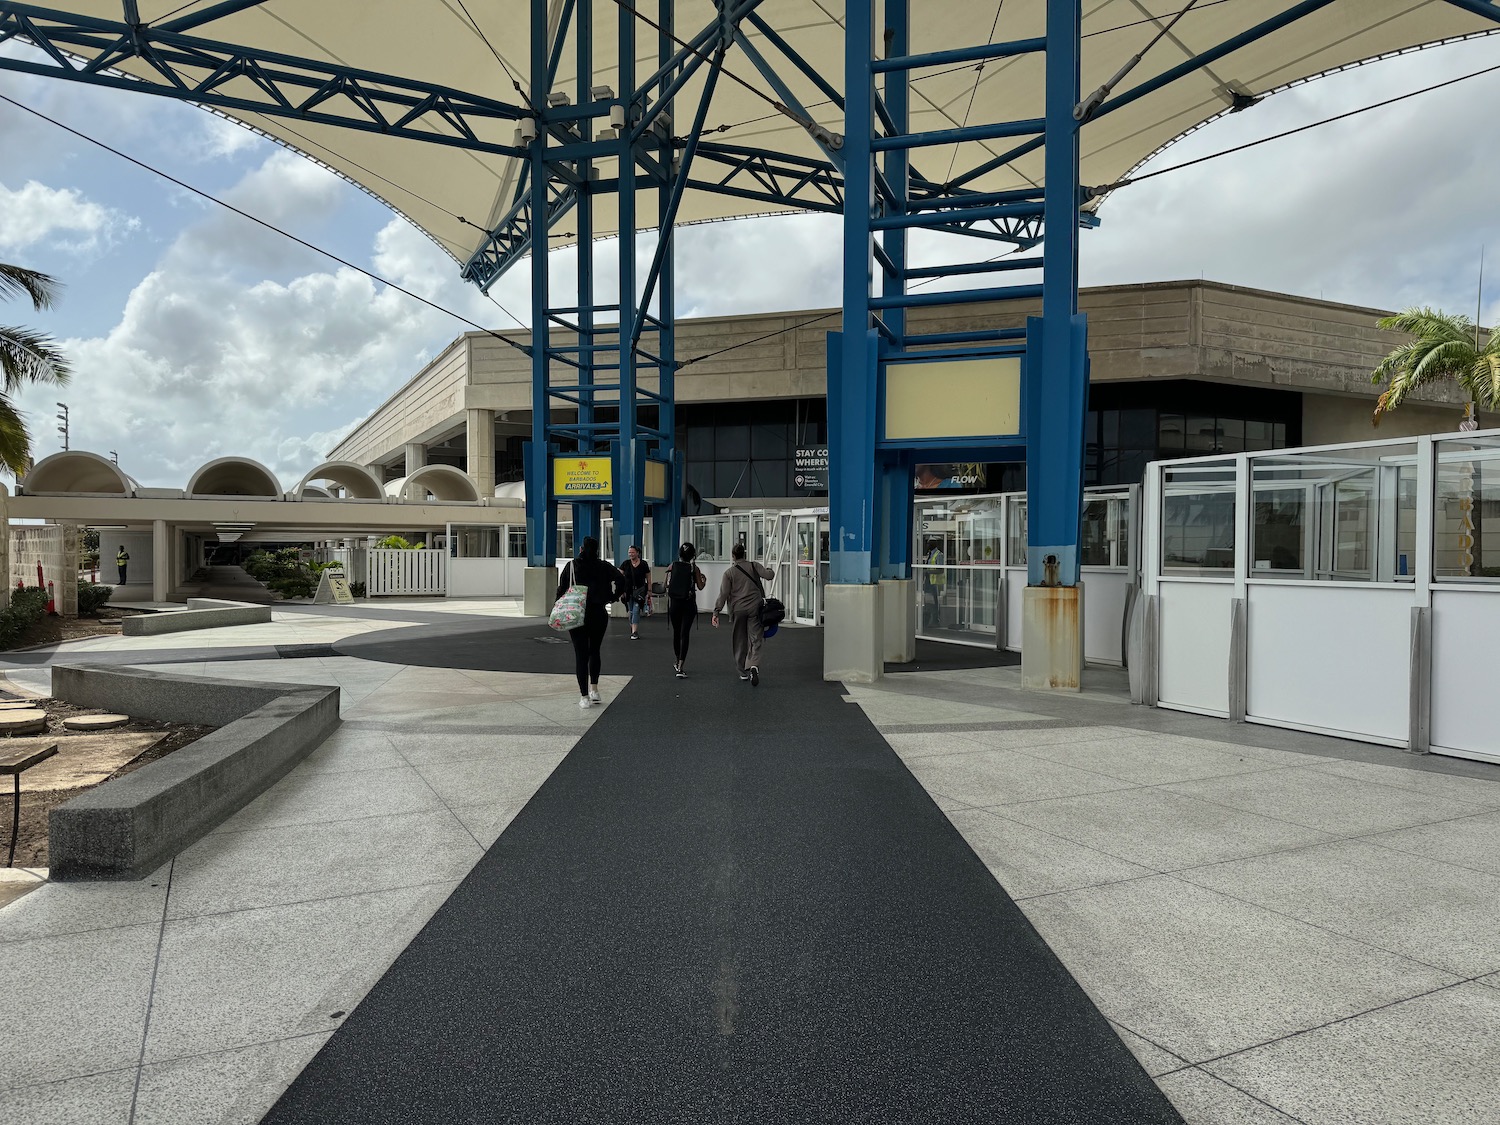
left=47, top=665, right=340, bottom=880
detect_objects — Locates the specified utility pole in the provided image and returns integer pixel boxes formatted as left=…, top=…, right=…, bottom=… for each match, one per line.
left=56, top=403, right=69, bottom=451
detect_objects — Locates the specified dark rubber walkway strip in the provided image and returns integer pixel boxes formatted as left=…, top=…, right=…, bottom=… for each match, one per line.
left=265, top=621, right=1181, bottom=1124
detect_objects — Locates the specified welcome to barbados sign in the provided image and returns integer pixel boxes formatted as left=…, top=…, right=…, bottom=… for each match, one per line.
left=553, top=456, right=613, bottom=498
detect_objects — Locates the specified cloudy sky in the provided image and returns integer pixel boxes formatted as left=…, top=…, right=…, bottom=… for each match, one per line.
left=3, top=29, right=1500, bottom=488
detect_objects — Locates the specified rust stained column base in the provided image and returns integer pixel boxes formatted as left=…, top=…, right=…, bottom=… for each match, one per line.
left=1021, top=585, right=1083, bottom=692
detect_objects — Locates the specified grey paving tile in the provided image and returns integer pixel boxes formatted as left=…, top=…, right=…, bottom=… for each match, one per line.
left=168, top=810, right=482, bottom=918
left=1308, top=758, right=1500, bottom=809
left=449, top=798, right=532, bottom=848
left=134, top=1033, right=332, bottom=1125
left=1179, top=838, right=1500, bottom=977
left=1109, top=1022, right=1189, bottom=1079
left=1205, top=983, right=1500, bottom=1125
left=1014, top=733, right=1293, bottom=786
left=947, top=807, right=1154, bottom=899
left=0, top=923, right=160, bottom=1087
left=0, top=864, right=169, bottom=943
left=883, top=731, right=993, bottom=761
left=210, top=764, right=445, bottom=835
left=1155, top=1068, right=1301, bottom=1124
left=1163, top=767, right=1489, bottom=838
left=1371, top=810, right=1500, bottom=877
left=946, top=724, right=1100, bottom=752
left=905, top=747, right=1135, bottom=808
left=410, top=748, right=568, bottom=809
left=0, top=1069, right=136, bottom=1124
left=1018, top=875, right=1456, bottom=1063
left=295, top=730, right=407, bottom=774
left=998, top=787, right=1336, bottom=871
left=926, top=791, right=971, bottom=813
left=143, top=882, right=453, bottom=1064
left=395, top=731, right=579, bottom=767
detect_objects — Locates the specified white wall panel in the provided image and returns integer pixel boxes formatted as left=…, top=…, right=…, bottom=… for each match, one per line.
left=1082, top=571, right=1130, bottom=665
left=1246, top=583, right=1414, bottom=744
left=1431, top=589, right=1500, bottom=763
left=1157, top=580, right=1233, bottom=715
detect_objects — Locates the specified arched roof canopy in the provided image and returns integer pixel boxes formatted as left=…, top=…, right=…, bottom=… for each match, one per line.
left=22, top=451, right=135, bottom=496
left=19, top=2, right=1500, bottom=278
left=398, top=465, right=481, bottom=504
left=294, top=461, right=386, bottom=500
left=187, top=457, right=283, bottom=499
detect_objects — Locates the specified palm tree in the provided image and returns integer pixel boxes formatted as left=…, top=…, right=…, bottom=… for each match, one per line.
left=0, top=262, right=73, bottom=475
left=1370, top=307, right=1500, bottom=424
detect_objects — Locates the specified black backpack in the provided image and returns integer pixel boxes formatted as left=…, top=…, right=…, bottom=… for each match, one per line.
left=667, top=560, right=696, bottom=601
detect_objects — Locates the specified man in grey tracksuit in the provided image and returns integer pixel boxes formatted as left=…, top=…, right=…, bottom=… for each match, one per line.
left=711, top=541, right=775, bottom=686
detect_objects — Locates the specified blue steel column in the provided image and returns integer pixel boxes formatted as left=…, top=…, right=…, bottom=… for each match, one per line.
left=614, top=0, right=643, bottom=559
left=525, top=0, right=555, bottom=566
left=876, top=0, right=912, bottom=582
left=1026, top=0, right=1087, bottom=587
left=572, top=0, right=599, bottom=548
left=830, top=0, right=879, bottom=586
left=653, top=0, right=680, bottom=570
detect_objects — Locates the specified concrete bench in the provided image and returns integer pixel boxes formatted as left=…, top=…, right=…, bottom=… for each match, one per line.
left=47, top=665, right=339, bottom=880
left=121, top=598, right=272, bottom=636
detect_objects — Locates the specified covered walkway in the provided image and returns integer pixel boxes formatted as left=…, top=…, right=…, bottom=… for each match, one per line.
left=2, top=606, right=1499, bottom=1123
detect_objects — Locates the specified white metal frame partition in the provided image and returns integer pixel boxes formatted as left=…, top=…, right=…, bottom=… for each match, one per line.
left=915, top=486, right=1139, bottom=661
left=1141, top=428, right=1500, bottom=764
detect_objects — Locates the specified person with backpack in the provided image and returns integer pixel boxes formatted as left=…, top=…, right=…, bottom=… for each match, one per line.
left=556, top=536, right=626, bottom=709
left=711, top=542, right=776, bottom=686
left=664, top=542, right=707, bottom=678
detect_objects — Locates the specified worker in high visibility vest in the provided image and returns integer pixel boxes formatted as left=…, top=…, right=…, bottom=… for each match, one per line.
left=116, top=545, right=129, bottom=585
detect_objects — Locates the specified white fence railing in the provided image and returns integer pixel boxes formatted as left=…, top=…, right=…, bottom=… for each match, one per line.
left=1141, top=428, right=1500, bottom=764
left=367, top=548, right=444, bottom=596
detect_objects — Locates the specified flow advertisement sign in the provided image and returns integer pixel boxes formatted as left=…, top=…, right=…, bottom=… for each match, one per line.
left=794, top=446, right=829, bottom=492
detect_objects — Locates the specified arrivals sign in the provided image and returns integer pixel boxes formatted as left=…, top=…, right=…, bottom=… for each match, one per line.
left=794, top=446, right=829, bottom=492
left=553, top=456, right=613, bottom=498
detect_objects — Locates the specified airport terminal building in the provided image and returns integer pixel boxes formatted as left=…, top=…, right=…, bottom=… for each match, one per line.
left=331, top=279, right=1490, bottom=507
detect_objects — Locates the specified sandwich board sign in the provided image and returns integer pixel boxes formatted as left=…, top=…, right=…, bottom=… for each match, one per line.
left=313, top=568, right=355, bottom=605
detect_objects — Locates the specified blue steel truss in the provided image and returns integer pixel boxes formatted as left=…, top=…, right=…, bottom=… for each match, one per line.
left=6, top=0, right=1498, bottom=584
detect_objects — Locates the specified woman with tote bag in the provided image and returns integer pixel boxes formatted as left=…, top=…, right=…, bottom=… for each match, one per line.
left=555, top=536, right=626, bottom=708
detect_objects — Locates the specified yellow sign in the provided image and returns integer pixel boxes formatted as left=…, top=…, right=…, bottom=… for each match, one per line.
left=553, top=456, right=613, bottom=497
left=313, top=569, right=355, bottom=605
left=884, top=356, right=1022, bottom=441
left=643, top=459, right=669, bottom=502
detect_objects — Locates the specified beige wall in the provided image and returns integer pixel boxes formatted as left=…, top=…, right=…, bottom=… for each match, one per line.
left=330, top=279, right=1484, bottom=471
left=1302, top=394, right=1497, bottom=447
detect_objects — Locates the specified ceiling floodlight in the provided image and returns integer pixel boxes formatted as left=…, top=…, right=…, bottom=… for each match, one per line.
left=590, top=85, right=614, bottom=102
left=608, top=105, right=624, bottom=131
left=546, top=91, right=570, bottom=108
left=517, top=117, right=538, bottom=143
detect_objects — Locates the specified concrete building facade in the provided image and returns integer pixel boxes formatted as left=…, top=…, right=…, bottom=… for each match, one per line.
left=331, top=280, right=1492, bottom=512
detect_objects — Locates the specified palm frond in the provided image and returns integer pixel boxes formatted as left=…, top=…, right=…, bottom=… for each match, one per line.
left=0, top=324, right=73, bottom=392
left=0, top=263, right=63, bottom=312
left=1371, top=306, right=1485, bottom=423
left=0, top=395, right=34, bottom=477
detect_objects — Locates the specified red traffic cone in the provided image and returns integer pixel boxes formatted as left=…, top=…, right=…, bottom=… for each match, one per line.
left=46, top=580, right=55, bottom=615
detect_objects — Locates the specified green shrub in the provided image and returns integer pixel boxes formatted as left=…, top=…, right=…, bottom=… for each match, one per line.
left=374, top=535, right=418, bottom=550
left=349, top=581, right=367, bottom=598
left=78, top=581, right=113, bottom=616
left=267, top=576, right=315, bottom=599
left=0, top=586, right=50, bottom=649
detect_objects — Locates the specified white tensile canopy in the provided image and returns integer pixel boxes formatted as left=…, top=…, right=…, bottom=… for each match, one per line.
left=30, top=2, right=1500, bottom=272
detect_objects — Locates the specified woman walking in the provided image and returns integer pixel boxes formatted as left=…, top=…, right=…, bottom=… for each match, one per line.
left=620, top=543, right=652, bottom=640
left=557, top=536, right=626, bottom=708
left=664, top=542, right=706, bottom=678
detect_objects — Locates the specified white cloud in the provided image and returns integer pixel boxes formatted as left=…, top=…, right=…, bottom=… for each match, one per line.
left=0, top=179, right=136, bottom=254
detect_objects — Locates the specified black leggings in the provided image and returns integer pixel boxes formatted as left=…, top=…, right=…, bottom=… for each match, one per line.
left=570, top=607, right=609, bottom=694
left=669, top=598, right=697, bottom=663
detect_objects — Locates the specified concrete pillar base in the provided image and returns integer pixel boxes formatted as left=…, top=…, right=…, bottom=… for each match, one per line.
left=1021, top=585, right=1083, bottom=691
left=880, top=579, right=916, bottom=664
left=823, top=583, right=884, bottom=684
left=523, top=567, right=556, bottom=618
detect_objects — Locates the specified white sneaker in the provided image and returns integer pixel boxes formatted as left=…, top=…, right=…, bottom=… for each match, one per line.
left=578, top=696, right=591, bottom=710
left=588, top=688, right=602, bottom=703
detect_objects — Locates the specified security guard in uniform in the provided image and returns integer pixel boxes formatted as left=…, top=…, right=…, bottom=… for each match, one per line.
left=116, top=545, right=129, bottom=585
